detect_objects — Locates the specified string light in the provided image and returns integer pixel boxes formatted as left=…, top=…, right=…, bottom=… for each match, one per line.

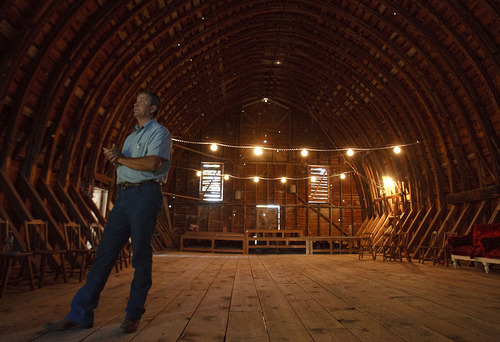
left=301, top=148, right=308, bottom=157
left=347, top=148, right=354, bottom=156
left=177, top=166, right=354, bottom=183
left=172, top=138, right=420, bottom=154
left=254, top=147, right=263, bottom=155
left=393, top=146, right=401, bottom=154
left=210, top=143, right=218, bottom=151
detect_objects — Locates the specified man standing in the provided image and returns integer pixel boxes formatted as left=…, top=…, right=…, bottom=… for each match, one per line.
left=45, top=90, right=171, bottom=334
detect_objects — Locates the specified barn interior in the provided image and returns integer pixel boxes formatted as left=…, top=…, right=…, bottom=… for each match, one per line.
left=0, top=0, right=499, bottom=340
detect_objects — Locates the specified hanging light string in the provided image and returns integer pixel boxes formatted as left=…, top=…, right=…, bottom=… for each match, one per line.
left=173, top=165, right=354, bottom=181
left=172, top=137, right=420, bottom=153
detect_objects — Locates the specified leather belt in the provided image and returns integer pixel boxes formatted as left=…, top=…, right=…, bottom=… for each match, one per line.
left=118, top=180, right=161, bottom=190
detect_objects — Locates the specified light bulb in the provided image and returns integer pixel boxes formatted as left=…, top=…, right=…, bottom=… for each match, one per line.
left=281, top=177, right=287, bottom=183
left=394, top=146, right=401, bottom=154
left=224, top=174, right=229, bottom=180
left=210, top=143, right=218, bottom=151
left=340, top=173, right=346, bottom=179
left=253, top=177, right=259, bottom=183
left=311, top=176, right=316, bottom=182
left=347, top=148, right=354, bottom=156
left=301, top=149, right=308, bottom=157
left=196, top=171, right=202, bottom=177
left=254, top=147, right=263, bottom=155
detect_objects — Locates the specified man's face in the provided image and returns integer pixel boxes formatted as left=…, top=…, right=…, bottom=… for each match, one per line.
left=133, top=94, right=156, bottom=119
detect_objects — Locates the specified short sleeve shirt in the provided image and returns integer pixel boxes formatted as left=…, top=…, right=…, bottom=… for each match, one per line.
left=116, top=118, right=172, bottom=184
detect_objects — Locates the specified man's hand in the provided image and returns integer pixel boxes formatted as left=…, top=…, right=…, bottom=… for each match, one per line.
left=103, top=144, right=122, bottom=164
left=103, top=143, right=162, bottom=171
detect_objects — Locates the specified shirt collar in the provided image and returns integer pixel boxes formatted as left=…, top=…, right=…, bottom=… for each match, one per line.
left=133, top=118, right=157, bottom=132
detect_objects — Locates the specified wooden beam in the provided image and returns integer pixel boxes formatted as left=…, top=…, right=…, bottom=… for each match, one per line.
left=488, top=200, right=500, bottom=224
left=293, top=193, right=345, bottom=235
left=0, top=206, right=28, bottom=252
left=173, top=144, right=231, bottom=161
left=75, top=185, right=107, bottom=226
left=407, top=204, right=436, bottom=252
left=164, top=192, right=201, bottom=201
left=450, top=202, right=474, bottom=236
left=37, top=178, right=72, bottom=224
left=54, top=182, right=87, bottom=227
left=68, top=184, right=104, bottom=226
left=411, top=203, right=447, bottom=256
left=464, top=200, right=491, bottom=235
left=0, top=169, right=33, bottom=223
left=373, top=193, right=402, bottom=202
left=446, top=185, right=500, bottom=204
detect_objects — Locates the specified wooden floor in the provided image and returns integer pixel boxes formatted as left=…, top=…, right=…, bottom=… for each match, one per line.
left=1, top=252, right=499, bottom=342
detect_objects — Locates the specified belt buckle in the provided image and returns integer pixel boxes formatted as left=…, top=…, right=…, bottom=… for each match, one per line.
left=119, top=182, right=131, bottom=190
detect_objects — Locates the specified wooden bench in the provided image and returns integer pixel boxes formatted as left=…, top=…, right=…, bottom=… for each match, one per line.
left=245, top=229, right=308, bottom=253
left=180, top=230, right=367, bottom=256
left=180, top=232, right=246, bottom=254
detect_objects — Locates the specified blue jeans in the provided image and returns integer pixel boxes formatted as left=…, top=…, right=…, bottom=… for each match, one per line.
left=66, top=183, right=163, bottom=323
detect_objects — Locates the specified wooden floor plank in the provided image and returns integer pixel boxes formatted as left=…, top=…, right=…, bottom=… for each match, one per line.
left=0, top=252, right=499, bottom=342
left=270, top=255, right=500, bottom=341
left=226, top=257, right=269, bottom=342
left=132, top=255, right=228, bottom=342
left=177, top=257, right=237, bottom=341
left=260, top=258, right=359, bottom=342
left=261, top=256, right=405, bottom=342
left=249, top=256, right=316, bottom=342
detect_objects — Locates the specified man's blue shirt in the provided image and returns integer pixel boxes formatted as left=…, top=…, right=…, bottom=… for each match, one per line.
left=117, top=118, right=171, bottom=184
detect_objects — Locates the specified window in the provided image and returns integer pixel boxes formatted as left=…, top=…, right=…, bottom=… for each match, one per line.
left=200, top=162, right=223, bottom=201
left=308, top=165, right=330, bottom=203
left=92, top=186, right=108, bottom=216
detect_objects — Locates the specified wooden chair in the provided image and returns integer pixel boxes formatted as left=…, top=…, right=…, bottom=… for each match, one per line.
left=25, top=220, right=67, bottom=288
left=0, top=219, right=35, bottom=298
left=358, top=233, right=375, bottom=260
left=417, top=231, right=439, bottom=264
left=382, top=232, right=411, bottom=262
left=64, top=222, right=91, bottom=282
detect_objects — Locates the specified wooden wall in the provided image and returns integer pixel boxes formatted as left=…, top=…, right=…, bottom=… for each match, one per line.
left=167, top=100, right=365, bottom=237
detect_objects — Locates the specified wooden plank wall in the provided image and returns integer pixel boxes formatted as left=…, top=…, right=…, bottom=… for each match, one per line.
left=168, top=100, right=365, bottom=238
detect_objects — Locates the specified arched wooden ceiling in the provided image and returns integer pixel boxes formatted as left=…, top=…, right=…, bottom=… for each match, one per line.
left=0, top=0, right=499, bottom=205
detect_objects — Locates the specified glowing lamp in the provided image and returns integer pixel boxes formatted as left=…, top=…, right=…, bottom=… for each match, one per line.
left=254, top=147, right=263, bottom=155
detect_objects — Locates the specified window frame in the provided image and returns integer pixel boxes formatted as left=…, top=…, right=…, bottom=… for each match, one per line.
left=308, top=165, right=330, bottom=203
left=200, top=162, right=224, bottom=201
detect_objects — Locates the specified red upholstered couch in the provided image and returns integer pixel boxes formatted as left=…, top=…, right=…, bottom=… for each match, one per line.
left=447, top=223, right=500, bottom=273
